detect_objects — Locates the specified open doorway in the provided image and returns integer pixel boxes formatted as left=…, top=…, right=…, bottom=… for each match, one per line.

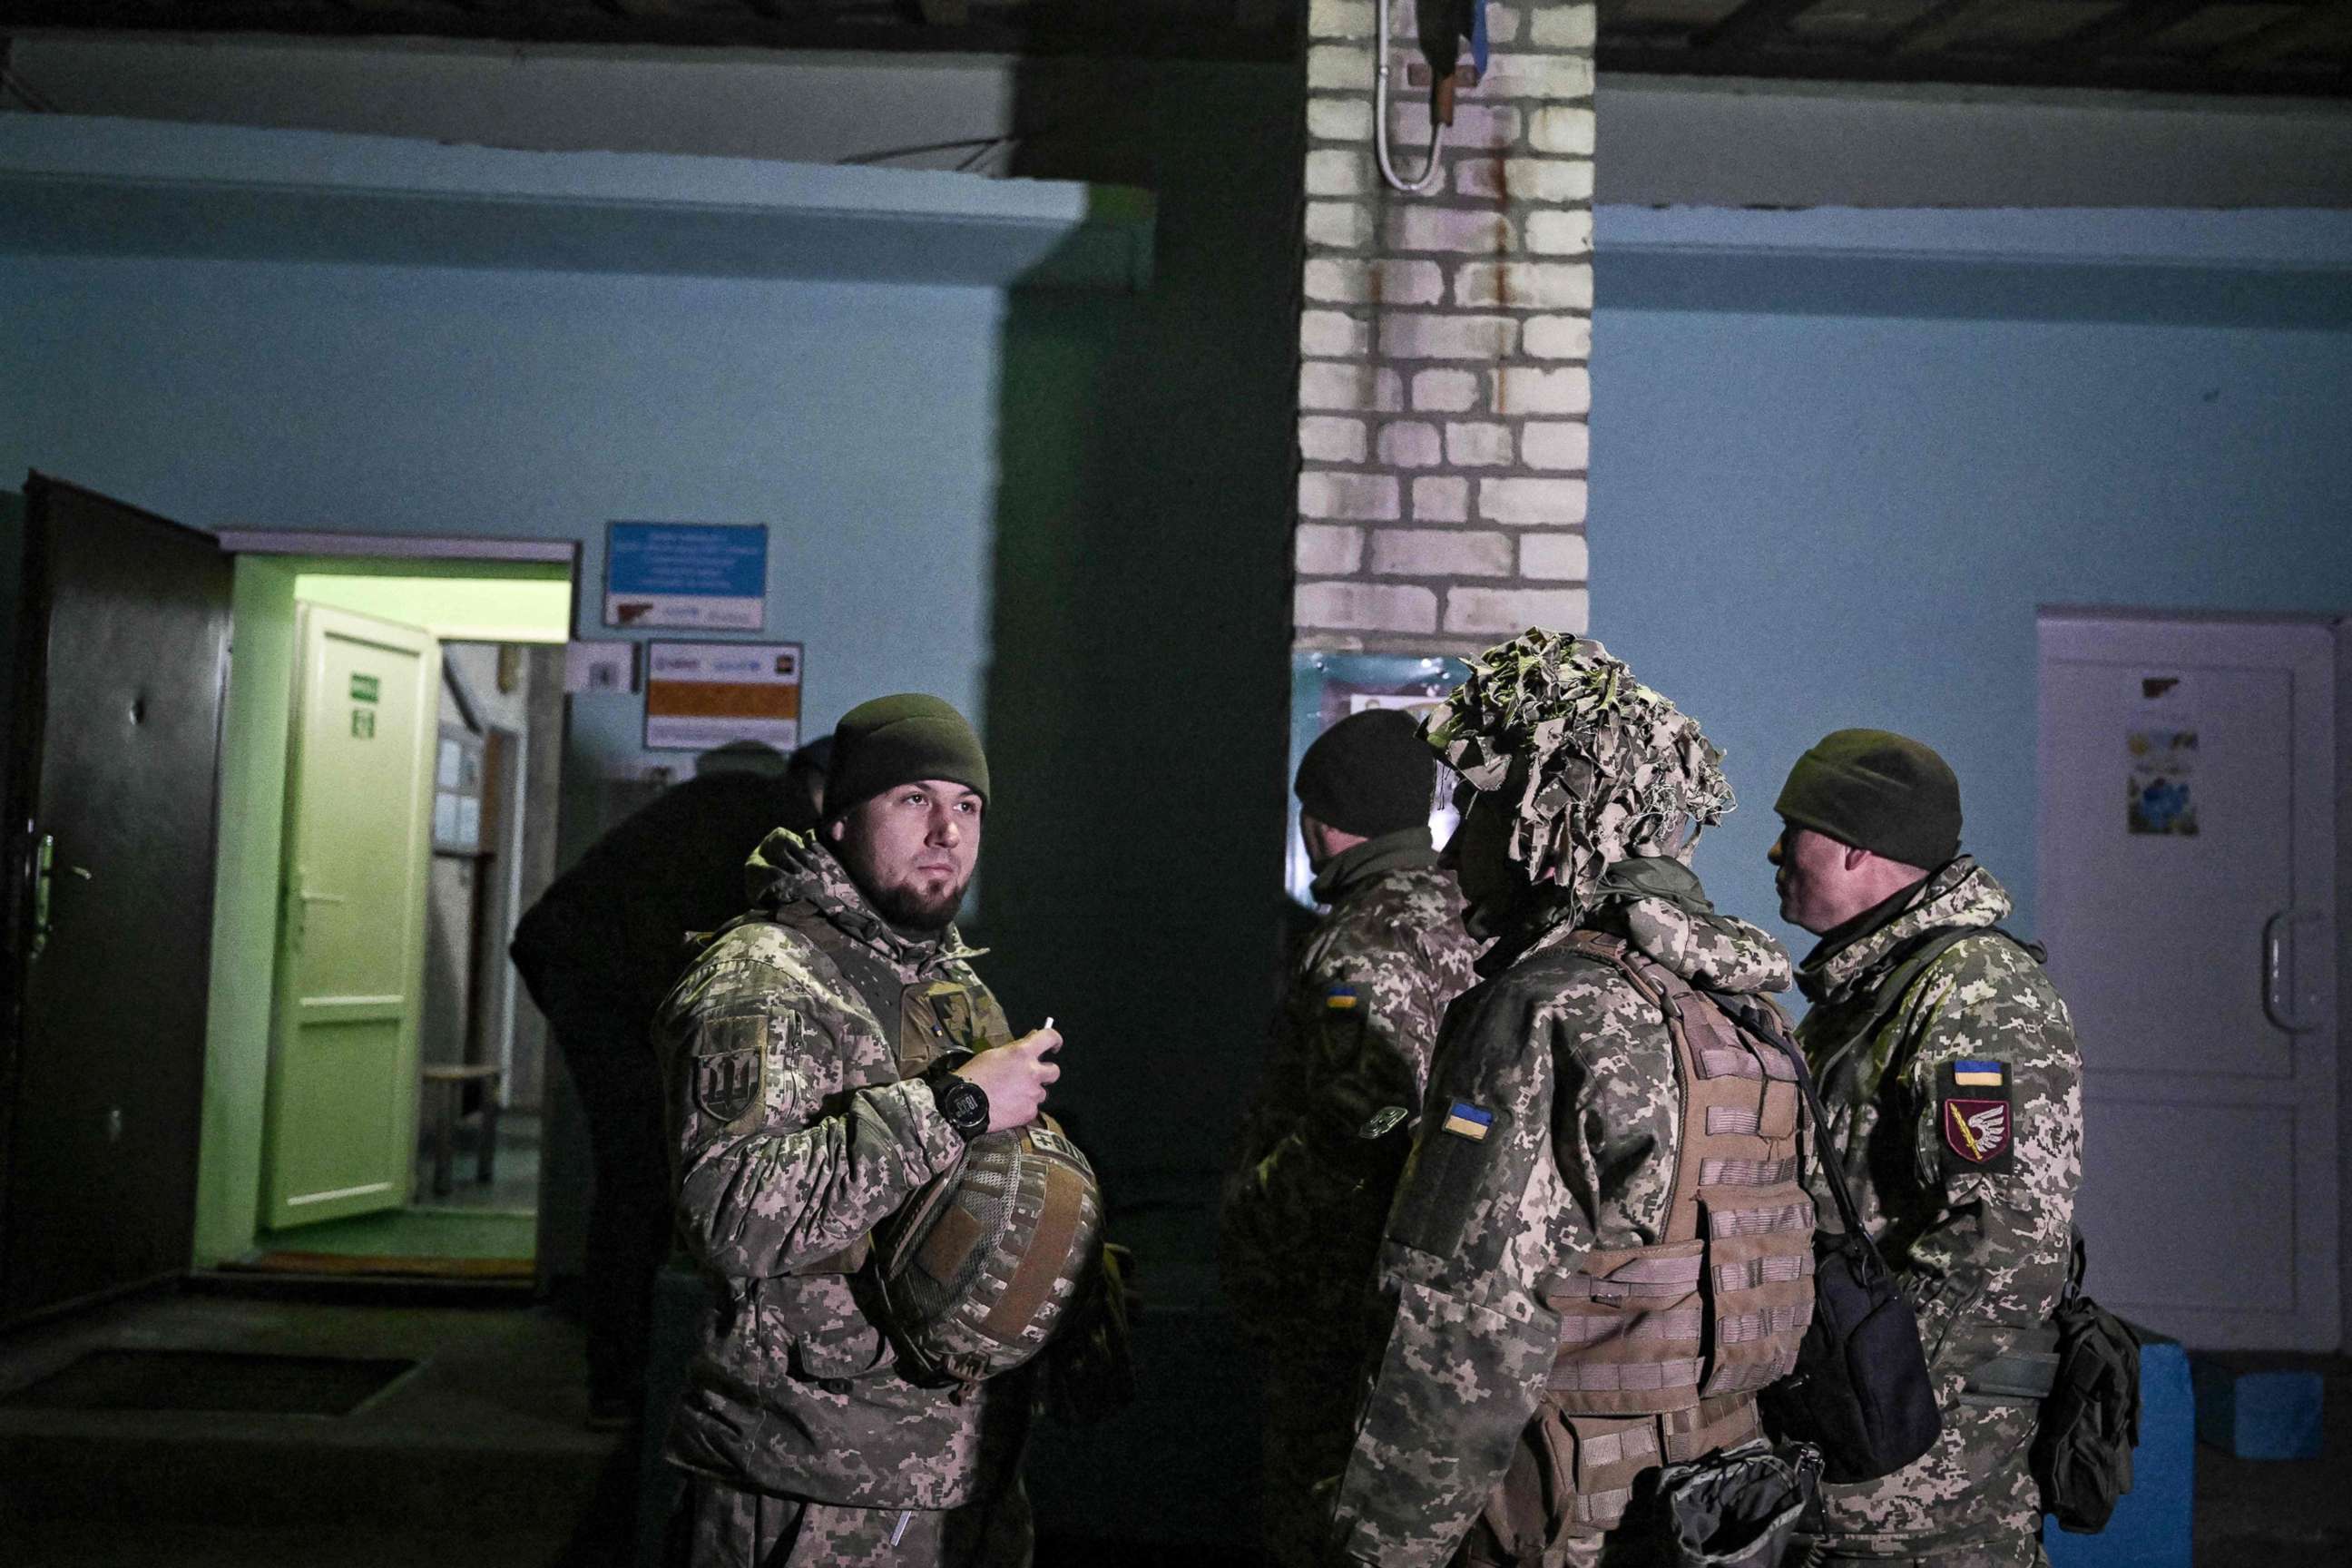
left=191, top=544, right=573, bottom=1282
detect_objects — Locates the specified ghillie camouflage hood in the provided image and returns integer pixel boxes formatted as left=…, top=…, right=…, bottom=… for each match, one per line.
left=1423, top=631, right=1737, bottom=916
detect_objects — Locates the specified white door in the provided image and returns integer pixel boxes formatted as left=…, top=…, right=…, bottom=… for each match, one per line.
left=2037, top=611, right=2337, bottom=1350
left=260, top=603, right=439, bottom=1230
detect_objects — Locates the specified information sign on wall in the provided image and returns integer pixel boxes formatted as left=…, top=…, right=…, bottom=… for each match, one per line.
left=643, top=642, right=804, bottom=754
left=604, top=521, right=769, bottom=631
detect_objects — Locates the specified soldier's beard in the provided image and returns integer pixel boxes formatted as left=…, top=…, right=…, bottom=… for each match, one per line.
left=870, top=877, right=968, bottom=934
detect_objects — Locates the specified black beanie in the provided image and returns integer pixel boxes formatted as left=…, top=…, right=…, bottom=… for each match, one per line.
left=1296, top=709, right=1438, bottom=838
left=825, top=695, right=989, bottom=817
left=1775, top=729, right=1962, bottom=869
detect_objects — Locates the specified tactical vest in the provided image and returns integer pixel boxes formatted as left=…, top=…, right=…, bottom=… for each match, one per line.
left=773, top=904, right=1105, bottom=1384
left=1539, top=932, right=1816, bottom=1418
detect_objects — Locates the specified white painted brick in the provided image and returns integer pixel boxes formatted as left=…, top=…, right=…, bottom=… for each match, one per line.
left=1377, top=420, right=1444, bottom=467
left=1485, top=6, right=1523, bottom=44
left=1532, top=7, right=1599, bottom=49
left=1524, top=315, right=1592, bottom=360
left=1307, top=149, right=1372, bottom=198
left=1528, top=105, right=1597, bottom=156
left=1387, top=103, right=1520, bottom=155
left=1378, top=313, right=1519, bottom=361
left=1445, top=585, right=1590, bottom=637
left=1455, top=261, right=1593, bottom=310
left=1494, top=366, right=1591, bottom=416
left=1300, top=415, right=1369, bottom=464
left=1306, top=200, right=1377, bottom=249
left=1300, top=309, right=1371, bottom=358
left=1295, top=522, right=1365, bottom=575
left=1519, top=531, right=1591, bottom=581
left=1413, top=368, right=1482, bottom=412
left=1308, top=44, right=1375, bottom=91
left=1311, top=259, right=1447, bottom=306
left=1413, top=475, right=1470, bottom=523
left=1296, top=581, right=1439, bottom=634
left=1387, top=206, right=1514, bottom=255
left=1370, top=528, right=1514, bottom=578
left=1526, top=210, right=1594, bottom=256
left=1446, top=421, right=1514, bottom=466
left=1307, top=97, right=1374, bottom=142
left=1478, top=476, right=1590, bottom=525
left=1299, top=470, right=1403, bottom=522
left=1504, top=157, right=1596, bottom=203
left=1300, top=360, right=1405, bottom=412
left=1520, top=420, right=1591, bottom=471
left=1482, top=54, right=1596, bottom=101
left=1308, top=0, right=1375, bottom=40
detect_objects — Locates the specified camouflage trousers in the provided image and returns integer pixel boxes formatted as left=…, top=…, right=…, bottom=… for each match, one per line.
left=668, top=1470, right=1032, bottom=1568
left=1259, top=1340, right=1365, bottom=1568
left=1455, top=1393, right=1765, bottom=1568
left=1803, top=1387, right=2045, bottom=1568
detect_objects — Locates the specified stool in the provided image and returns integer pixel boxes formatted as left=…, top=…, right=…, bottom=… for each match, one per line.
left=421, top=1063, right=503, bottom=1199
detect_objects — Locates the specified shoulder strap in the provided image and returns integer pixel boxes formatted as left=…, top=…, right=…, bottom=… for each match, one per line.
left=1722, top=995, right=1889, bottom=1271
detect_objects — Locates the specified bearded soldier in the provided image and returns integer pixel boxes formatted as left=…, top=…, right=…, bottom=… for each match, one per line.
left=1330, top=632, right=1816, bottom=1568
left=1769, top=730, right=2083, bottom=1568
left=1220, top=707, right=1483, bottom=1568
left=653, top=693, right=1071, bottom=1568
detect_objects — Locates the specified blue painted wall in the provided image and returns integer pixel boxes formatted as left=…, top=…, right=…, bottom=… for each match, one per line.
left=1590, top=289, right=2352, bottom=961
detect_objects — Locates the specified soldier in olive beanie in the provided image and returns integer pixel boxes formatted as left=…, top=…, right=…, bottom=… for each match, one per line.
left=1295, top=709, right=1438, bottom=838
left=1774, top=728, right=1962, bottom=868
left=822, top=693, right=990, bottom=819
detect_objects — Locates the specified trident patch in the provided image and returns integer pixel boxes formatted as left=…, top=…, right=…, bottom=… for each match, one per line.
left=1939, top=1058, right=2015, bottom=1173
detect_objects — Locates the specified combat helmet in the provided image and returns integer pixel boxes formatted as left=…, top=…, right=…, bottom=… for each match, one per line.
left=1424, top=629, right=1736, bottom=915
left=871, top=1113, right=1105, bottom=1387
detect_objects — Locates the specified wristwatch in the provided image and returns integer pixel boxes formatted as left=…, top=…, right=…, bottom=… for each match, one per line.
left=923, top=1059, right=991, bottom=1143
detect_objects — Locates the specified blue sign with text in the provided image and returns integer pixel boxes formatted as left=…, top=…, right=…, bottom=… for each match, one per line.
left=605, top=522, right=768, bottom=631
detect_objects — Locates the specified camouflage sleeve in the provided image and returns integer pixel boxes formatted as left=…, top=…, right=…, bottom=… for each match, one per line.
left=1887, top=935, right=2084, bottom=1358
left=663, top=951, right=966, bottom=1280
left=1329, top=976, right=1580, bottom=1568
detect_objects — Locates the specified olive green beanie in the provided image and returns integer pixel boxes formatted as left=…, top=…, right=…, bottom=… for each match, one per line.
left=824, top=694, right=989, bottom=817
left=1774, top=729, right=1961, bottom=869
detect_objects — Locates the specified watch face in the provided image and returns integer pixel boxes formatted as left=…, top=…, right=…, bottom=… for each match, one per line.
left=939, top=1077, right=989, bottom=1135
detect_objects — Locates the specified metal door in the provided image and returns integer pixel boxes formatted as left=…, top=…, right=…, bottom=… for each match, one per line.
left=2037, top=610, right=2338, bottom=1349
left=2, top=474, right=230, bottom=1325
left=259, top=603, right=437, bottom=1230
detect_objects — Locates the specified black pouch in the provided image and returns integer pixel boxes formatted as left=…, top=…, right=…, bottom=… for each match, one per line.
left=1741, top=1014, right=1942, bottom=1485
left=2033, top=1237, right=2141, bottom=1534
left=1620, top=1437, right=1821, bottom=1568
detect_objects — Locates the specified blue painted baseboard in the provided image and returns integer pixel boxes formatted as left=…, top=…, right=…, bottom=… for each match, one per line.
left=2045, top=1338, right=2192, bottom=1568
left=2190, top=1354, right=2325, bottom=1461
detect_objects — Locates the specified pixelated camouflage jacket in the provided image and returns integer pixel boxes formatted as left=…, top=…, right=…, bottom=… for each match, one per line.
left=1330, top=859, right=1794, bottom=1568
left=1219, top=831, right=1482, bottom=1353
left=1794, top=857, right=2083, bottom=1370
left=653, top=828, right=1014, bottom=1510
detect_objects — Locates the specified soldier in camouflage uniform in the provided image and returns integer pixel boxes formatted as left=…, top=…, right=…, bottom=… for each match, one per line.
left=1769, top=730, right=2084, bottom=1568
left=1220, top=708, right=1484, bottom=1568
left=1330, top=632, right=1814, bottom=1568
left=653, top=694, right=1070, bottom=1568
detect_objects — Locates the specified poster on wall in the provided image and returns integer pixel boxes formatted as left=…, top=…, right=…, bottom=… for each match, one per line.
left=604, top=521, right=769, bottom=631
left=2126, top=672, right=2200, bottom=837
left=644, top=641, right=804, bottom=755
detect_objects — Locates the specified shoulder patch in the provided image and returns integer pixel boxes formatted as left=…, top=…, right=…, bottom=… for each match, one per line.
left=1440, top=1101, right=1494, bottom=1142
left=691, top=1013, right=769, bottom=1129
left=1325, top=985, right=1361, bottom=1011
left=1940, top=1058, right=2015, bottom=1172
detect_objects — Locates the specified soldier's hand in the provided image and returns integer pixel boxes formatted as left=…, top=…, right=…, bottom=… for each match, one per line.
left=954, top=1027, right=1062, bottom=1132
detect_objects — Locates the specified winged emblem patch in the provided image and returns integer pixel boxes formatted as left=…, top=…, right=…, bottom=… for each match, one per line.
left=1944, top=1098, right=2012, bottom=1164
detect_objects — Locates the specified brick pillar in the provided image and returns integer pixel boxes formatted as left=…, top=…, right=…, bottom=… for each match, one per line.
left=1292, top=0, right=1595, bottom=655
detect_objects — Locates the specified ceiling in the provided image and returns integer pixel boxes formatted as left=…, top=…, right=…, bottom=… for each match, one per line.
left=1, top=1, right=2346, bottom=97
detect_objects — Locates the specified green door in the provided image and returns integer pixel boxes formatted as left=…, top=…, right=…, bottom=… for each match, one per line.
left=260, top=603, right=438, bottom=1230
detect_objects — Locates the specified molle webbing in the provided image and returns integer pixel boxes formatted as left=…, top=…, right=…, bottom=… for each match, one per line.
left=1540, top=931, right=1815, bottom=1420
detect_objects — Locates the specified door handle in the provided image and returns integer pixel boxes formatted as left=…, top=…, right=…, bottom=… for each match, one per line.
left=2261, top=909, right=2329, bottom=1034
left=27, top=831, right=54, bottom=960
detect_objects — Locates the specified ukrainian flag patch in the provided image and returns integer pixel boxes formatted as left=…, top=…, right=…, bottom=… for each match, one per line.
left=1325, top=985, right=1360, bottom=1011
left=1952, top=1059, right=2007, bottom=1087
left=1441, top=1102, right=1494, bottom=1142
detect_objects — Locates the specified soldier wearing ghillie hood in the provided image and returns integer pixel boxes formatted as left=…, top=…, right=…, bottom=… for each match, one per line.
left=1220, top=708, right=1485, bottom=1568
left=1769, top=732, right=2083, bottom=1567
left=1329, top=632, right=1816, bottom=1568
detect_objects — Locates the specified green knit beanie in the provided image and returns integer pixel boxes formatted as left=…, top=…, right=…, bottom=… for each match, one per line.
left=1774, top=729, right=1961, bottom=869
left=824, top=694, right=990, bottom=817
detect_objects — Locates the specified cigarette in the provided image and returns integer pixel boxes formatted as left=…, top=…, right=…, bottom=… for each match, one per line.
left=1043, top=1016, right=1056, bottom=1031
